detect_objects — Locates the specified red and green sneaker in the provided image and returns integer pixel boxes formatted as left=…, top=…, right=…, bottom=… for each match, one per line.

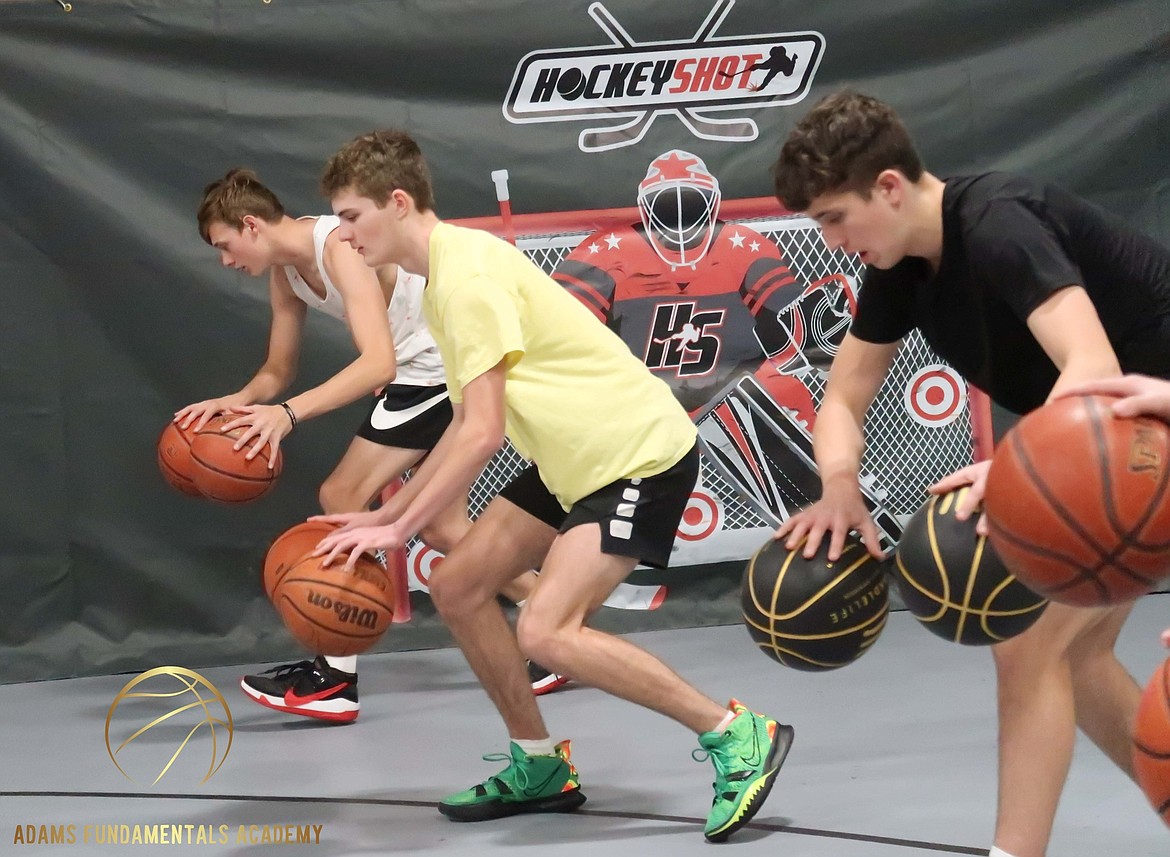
left=695, top=699, right=794, bottom=842
left=438, top=740, right=586, bottom=822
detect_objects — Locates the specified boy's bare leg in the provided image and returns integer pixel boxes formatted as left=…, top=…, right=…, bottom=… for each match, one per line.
left=515, top=521, right=791, bottom=842
left=319, top=437, right=424, bottom=514
left=518, top=522, right=728, bottom=733
left=238, top=439, right=428, bottom=720
left=326, top=440, right=540, bottom=604
left=1068, top=603, right=1139, bottom=775
left=991, top=602, right=1133, bottom=857
left=427, top=497, right=558, bottom=738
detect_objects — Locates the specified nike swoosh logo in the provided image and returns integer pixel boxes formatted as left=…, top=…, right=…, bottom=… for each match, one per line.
left=740, top=724, right=764, bottom=767
left=369, top=389, right=447, bottom=431
left=284, top=684, right=349, bottom=706
left=521, top=766, right=565, bottom=798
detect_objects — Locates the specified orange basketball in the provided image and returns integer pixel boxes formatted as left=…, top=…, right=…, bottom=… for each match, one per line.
left=271, top=551, right=395, bottom=656
left=1134, top=656, right=1170, bottom=827
left=262, top=520, right=339, bottom=597
left=984, top=395, right=1170, bottom=606
left=188, top=414, right=283, bottom=503
left=156, top=421, right=202, bottom=497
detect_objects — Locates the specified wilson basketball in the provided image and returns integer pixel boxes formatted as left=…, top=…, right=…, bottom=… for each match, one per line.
left=188, top=414, right=283, bottom=503
left=270, top=551, right=395, bottom=656
left=984, top=395, right=1170, bottom=606
left=741, top=536, right=889, bottom=671
left=893, top=488, right=1047, bottom=645
left=156, top=421, right=202, bottom=497
left=1133, top=656, right=1170, bottom=827
left=262, top=520, right=340, bottom=597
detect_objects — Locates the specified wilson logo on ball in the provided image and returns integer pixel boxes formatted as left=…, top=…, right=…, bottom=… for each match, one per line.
left=304, top=592, right=381, bottom=630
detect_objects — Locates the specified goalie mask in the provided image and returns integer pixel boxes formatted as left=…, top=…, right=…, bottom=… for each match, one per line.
left=637, top=150, right=721, bottom=270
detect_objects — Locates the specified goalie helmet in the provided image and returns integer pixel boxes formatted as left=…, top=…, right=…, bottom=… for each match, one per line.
left=637, top=149, right=721, bottom=270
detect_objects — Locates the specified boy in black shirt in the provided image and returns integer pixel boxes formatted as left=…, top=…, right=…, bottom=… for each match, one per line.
left=771, top=90, right=1170, bottom=857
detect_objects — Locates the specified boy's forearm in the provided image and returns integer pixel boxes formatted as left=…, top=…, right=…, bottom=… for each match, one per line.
left=284, top=354, right=394, bottom=422
left=812, top=398, right=866, bottom=488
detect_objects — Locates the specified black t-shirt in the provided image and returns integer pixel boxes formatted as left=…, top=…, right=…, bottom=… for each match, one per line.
left=850, top=172, right=1170, bottom=414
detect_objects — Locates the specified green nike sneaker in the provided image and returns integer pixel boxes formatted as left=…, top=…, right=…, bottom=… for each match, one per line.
left=694, top=699, right=794, bottom=842
left=438, top=739, right=586, bottom=822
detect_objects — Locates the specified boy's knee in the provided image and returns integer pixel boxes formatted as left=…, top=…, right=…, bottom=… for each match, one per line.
left=1068, top=606, right=1129, bottom=660
left=516, top=611, right=556, bottom=664
left=991, top=633, right=1059, bottom=681
left=418, top=521, right=456, bottom=555
left=318, top=474, right=361, bottom=513
left=427, top=562, right=491, bottom=621
left=426, top=564, right=460, bottom=616
left=516, top=603, right=580, bottom=669
left=1067, top=634, right=1123, bottom=673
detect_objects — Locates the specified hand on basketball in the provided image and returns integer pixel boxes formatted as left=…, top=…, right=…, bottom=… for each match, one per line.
left=174, top=393, right=249, bottom=432
left=928, top=461, right=991, bottom=535
left=313, top=523, right=406, bottom=571
left=219, top=405, right=289, bottom=466
left=1057, top=374, right=1170, bottom=422
left=773, top=483, right=884, bottom=561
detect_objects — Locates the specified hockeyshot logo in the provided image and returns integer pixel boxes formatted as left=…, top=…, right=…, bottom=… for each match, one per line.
left=503, top=0, right=824, bottom=152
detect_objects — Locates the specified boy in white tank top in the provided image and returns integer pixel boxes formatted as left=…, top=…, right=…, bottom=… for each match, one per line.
left=179, top=170, right=549, bottom=722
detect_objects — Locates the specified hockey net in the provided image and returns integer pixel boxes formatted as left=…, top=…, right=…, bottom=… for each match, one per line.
left=449, top=197, right=991, bottom=554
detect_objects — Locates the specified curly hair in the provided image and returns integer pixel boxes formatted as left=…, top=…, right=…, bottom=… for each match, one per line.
left=772, top=90, right=923, bottom=212
left=196, top=169, right=284, bottom=244
left=319, top=130, right=435, bottom=213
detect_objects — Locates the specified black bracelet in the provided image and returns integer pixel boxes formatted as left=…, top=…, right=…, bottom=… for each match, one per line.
left=278, top=401, right=298, bottom=431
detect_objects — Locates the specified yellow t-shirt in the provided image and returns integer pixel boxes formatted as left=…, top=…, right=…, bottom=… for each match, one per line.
left=423, top=222, right=696, bottom=508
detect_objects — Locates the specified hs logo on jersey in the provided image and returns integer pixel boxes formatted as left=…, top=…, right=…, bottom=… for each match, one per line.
left=645, top=302, right=725, bottom=376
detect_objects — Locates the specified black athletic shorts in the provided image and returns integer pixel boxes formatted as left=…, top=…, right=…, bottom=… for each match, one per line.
left=497, top=443, right=699, bottom=569
left=356, top=384, right=451, bottom=450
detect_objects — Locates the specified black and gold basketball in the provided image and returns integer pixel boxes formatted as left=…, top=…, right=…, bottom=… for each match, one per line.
left=741, top=536, right=889, bottom=672
left=893, top=487, right=1047, bottom=645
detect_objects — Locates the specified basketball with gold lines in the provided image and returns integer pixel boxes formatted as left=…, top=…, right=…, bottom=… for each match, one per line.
left=741, top=536, right=889, bottom=671
left=892, top=487, right=1047, bottom=645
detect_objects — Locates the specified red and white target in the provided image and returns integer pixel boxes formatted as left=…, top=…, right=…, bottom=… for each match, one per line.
left=407, top=542, right=445, bottom=593
left=676, top=488, right=722, bottom=542
left=904, top=365, right=967, bottom=427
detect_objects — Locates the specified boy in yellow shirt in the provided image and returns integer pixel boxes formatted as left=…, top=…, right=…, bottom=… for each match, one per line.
left=311, top=130, right=792, bottom=842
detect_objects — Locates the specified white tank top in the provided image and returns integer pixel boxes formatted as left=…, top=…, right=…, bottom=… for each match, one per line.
left=283, top=216, right=445, bottom=386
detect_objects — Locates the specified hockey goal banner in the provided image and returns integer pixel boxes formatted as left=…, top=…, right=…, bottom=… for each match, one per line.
left=433, top=196, right=992, bottom=570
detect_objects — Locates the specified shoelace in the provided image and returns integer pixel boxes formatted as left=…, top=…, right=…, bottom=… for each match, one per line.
left=262, top=660, right=316, bottom=680
left=480, top=751, right=531, bottom=791
left=692, top=745, right=734, bottom=770
left=692, top=744, right=739, bottom=801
